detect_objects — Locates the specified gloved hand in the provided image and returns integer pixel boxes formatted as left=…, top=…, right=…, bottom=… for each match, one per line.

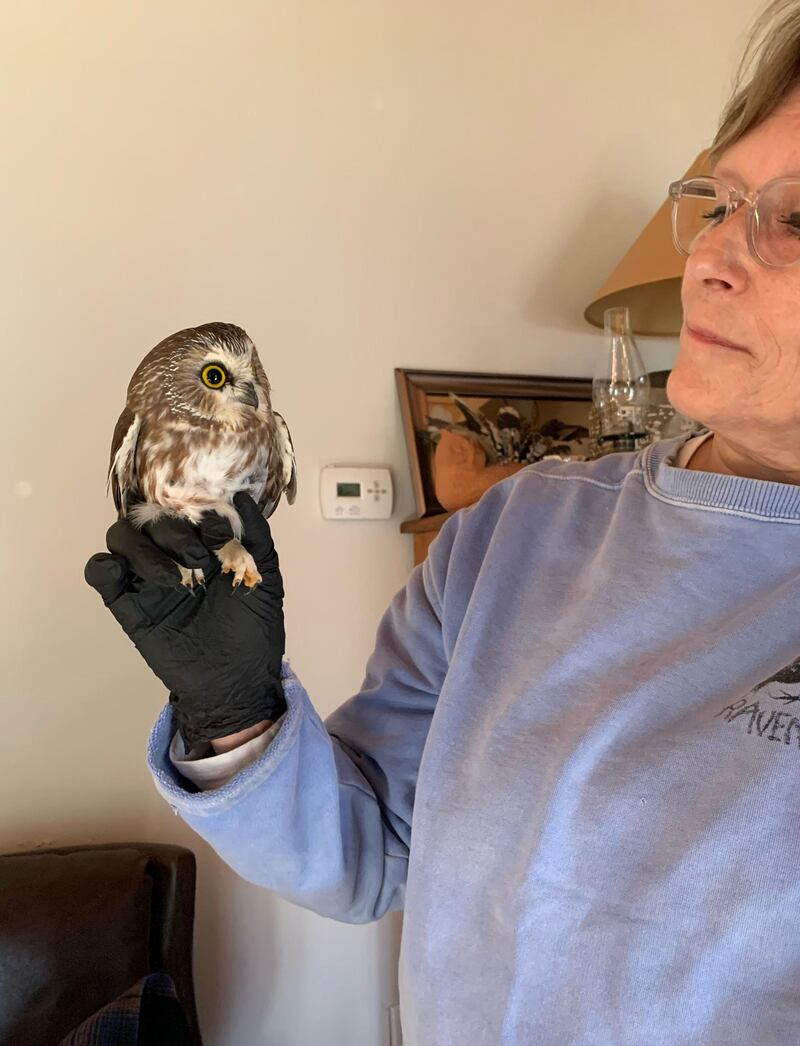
left=84, top=492, right=287, bottom=749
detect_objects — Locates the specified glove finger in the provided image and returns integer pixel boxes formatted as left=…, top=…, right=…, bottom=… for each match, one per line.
left=143, top=515, right=212, bottom=571
left=106, top=519, right=184, bottom=588
left=106, top=588, right=161, bottom=637
left=84, top=553, right=129, bottom=605
left=84, top=552, right=166, bottom=635
left=233, top=492, right=282, bottom=578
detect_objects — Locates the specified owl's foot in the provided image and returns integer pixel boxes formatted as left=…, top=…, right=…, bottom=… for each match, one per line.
left=216, top=539, right=262, bottom=590
left=177, top=564, right=206, bottom=591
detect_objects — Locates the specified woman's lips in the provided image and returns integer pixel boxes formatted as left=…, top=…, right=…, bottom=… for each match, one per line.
left=686, top=323, right=750, bottom=353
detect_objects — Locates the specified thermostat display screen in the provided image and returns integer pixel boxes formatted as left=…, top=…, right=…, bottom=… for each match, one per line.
left=337, top=482, right=361, bottom=497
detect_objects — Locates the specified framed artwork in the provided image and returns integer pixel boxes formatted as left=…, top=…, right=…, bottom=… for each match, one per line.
left=395, top=368, right=595, bottom=520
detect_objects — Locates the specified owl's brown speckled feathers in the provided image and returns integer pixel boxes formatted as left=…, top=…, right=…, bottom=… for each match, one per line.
left=108, top=322, right=297, bottom=588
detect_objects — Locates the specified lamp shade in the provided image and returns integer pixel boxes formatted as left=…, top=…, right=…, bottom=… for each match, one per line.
left=583, top=150, right=711, bottom=336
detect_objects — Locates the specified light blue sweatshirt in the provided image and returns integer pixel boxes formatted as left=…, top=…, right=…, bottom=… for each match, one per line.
left=147, top=429, right=800, bottom=1045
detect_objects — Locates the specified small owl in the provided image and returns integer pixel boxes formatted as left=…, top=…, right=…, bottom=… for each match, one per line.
left=108, top=321, right=297, bottom=589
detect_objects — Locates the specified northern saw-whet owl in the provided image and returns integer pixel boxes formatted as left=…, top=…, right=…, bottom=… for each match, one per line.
left=108, top=322, right=297, bottom=589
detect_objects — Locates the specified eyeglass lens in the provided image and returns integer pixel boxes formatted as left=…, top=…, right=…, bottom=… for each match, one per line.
left=674, top=178, right=800, bottom=265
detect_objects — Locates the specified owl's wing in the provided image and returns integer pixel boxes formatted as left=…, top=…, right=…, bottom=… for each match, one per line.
left=275, top=412, right=298, bottom=505
left=258, top=411, right=297, bottom=518
left=107, top=406, right=142, bottom=517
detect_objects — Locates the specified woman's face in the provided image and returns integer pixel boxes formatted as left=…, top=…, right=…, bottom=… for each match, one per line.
left=667, top=84, right=800, bottom=470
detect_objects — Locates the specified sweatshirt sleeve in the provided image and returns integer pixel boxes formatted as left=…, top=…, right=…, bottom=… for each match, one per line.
left=145, top=514, right=456, bottom=925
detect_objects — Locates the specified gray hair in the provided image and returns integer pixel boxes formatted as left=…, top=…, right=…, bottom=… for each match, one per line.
left=709, top=0, right=800, bottom=167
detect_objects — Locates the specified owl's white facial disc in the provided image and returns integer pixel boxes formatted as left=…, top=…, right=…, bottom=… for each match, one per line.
left=167, top=341, right=270, bottom=428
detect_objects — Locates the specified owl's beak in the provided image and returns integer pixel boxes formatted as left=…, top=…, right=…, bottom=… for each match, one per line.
left=234, top=381, right=258, bottom=408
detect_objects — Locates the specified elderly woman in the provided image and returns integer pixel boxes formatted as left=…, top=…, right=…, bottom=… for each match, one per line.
left=86, top=1, right=800, bottom=1043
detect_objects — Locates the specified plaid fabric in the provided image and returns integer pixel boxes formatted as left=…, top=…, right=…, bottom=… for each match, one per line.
left=57, top=971, right=192, bottom=1046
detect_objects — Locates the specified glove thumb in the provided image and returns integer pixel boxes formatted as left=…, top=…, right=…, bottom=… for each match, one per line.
left=197, top=492, right=282, bottom=584
left=233, top=491, right=281, bottom=577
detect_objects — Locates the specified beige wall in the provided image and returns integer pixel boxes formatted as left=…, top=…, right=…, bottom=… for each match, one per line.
left=1, top=2, right=761, bottom=1043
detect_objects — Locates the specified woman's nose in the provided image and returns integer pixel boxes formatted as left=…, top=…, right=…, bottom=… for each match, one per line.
left=684, top=204, right=751, bottom=288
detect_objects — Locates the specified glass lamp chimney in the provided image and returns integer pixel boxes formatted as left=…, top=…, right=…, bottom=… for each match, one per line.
left=592, top=306, right=651, bottom=453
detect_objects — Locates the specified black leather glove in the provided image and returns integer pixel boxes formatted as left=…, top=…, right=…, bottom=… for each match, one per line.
left=84, top=492, right=287, bottom=749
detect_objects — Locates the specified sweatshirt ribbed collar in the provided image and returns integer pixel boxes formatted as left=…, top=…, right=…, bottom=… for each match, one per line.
left=643, top=430, right=800, bottom=522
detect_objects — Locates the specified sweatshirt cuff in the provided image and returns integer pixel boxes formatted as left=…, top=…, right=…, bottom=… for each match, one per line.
left=148, top=656, right=308, bottom=812
left=169, top=713, right=287, bottom=791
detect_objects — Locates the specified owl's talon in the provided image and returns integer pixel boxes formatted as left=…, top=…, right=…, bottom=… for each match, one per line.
left=176, top=564, right=206, bottom=592
left=178, top=565, right=195, bottom=589
left=215, top=539, right=260, bottom=593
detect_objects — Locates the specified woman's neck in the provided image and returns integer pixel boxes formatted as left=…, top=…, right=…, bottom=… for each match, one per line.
left=687, top=432, right=800, bottom=486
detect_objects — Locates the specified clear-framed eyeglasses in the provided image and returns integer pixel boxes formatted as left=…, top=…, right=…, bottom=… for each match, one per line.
left=667, top=175, right=800, bottom=268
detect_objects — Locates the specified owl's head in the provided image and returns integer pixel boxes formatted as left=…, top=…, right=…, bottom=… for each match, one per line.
left=133, top=322, right=272, bottom=428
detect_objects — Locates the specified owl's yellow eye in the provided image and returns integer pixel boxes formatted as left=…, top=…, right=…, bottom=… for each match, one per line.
left=201, top=363, right=228, bottom=389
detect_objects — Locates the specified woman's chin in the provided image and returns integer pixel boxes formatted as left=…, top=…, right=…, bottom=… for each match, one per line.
left=666, top=365, right=716, bottom=430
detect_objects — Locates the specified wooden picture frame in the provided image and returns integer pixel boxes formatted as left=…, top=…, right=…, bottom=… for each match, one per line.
left=395, top=368, right=595, bottom=521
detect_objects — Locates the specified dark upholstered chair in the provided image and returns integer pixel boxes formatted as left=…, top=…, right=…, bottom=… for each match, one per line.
left=0, top=842, right=202, bottom=1046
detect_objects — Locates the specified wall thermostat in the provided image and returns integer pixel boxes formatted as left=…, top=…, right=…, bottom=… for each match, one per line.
left=320, top=465, right=393, bottom=520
